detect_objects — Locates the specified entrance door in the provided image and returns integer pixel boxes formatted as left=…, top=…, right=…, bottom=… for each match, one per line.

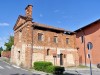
left=60, top=53, right=63, bottom=65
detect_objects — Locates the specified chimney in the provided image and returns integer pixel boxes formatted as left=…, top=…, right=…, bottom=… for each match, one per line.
left=25, top=5, right=33, bottom=18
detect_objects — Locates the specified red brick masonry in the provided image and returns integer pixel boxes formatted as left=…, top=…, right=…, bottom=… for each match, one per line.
left=1, top=51, right=11, bottom=58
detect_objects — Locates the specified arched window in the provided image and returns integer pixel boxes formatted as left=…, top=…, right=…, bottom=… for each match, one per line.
left=47, top=49, right=50, bottom=55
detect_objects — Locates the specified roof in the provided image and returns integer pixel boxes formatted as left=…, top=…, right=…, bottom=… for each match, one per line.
left=32, top=22, right=65, bottom=31
left=32, top=22, right=75, bottom=34
left=75, top=19, right=100, bottom=32
left=13, top=15, right=32, bottom=30
left=14, top=15, right=74, bottom=34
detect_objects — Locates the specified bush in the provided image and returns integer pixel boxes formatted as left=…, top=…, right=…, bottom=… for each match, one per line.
left=34, top=61, right=53, bottom=71
left=53, top=66, right=65, bottom=75
left=46, top=66, right=65, bottom=74
left=33, top=61, right=65, bottom=74
left=45, top=66, right=55, bottom=73
left=97, top=63, right=100, bottom=68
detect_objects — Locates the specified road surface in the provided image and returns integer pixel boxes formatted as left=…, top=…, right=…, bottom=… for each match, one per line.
left=0, top=59, right=41, bottom=75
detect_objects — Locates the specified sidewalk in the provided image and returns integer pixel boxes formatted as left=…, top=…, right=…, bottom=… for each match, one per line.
left=65, top=67, right=100, bottom=70
left=64, top=67, right=100, bottom=75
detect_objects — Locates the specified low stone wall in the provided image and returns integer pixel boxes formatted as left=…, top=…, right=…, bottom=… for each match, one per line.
left=1, top=51, right=11, bottom=58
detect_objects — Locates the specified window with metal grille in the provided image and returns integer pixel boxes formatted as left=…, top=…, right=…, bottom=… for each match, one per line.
left=54, top=36, right=58, bottom=43
left=66, top=38, right=69, bottom=44
left=38, top=33, right=43, bottom=41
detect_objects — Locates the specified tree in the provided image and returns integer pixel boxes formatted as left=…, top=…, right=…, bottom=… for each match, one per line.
left=0, top=47, right=3, bottom=57
left=0, top=47, right=3, bottom=51
left=4, top=36, right=14, bottom=51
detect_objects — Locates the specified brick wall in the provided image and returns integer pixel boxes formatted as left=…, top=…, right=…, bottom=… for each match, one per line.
left=33, top=29, right=76, bottom=48
left=32, top=28, right=78, bottom=67
left=11, top=5, right=79, bottom=68
left=1, top=51, right=11, bottom=58
left=76, top=20, right=100, bottom=66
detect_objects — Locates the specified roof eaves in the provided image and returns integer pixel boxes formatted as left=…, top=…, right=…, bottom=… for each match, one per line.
left=74, top=19, right=100, bottom=32
left=32, top=22, right=65, bottom=31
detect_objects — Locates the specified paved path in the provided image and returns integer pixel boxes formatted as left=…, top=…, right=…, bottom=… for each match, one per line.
left=0, top=59, right=44, bottom=75
left=65, top=68, right=100, bottom=75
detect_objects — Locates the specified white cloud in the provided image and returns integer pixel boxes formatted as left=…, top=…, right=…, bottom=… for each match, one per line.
left=0, top=23, right=10, bottom=26
left=39, top=14, right=43, bottom=17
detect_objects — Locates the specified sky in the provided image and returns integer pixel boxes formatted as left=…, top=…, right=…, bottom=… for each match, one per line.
left=0, top=0, right=100, bottom=48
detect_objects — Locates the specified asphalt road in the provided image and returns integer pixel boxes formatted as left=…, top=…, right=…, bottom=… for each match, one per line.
left=0, top=59, right=41, bottom=75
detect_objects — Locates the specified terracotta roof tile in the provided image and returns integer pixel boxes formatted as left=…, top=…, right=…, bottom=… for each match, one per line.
left=32, top=22, right=65, bottom=31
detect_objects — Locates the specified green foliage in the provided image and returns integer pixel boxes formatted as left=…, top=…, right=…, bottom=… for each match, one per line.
left=4, top=36, right=14, bottom=51
left=0, top=47, right=3, bottom=51
left=0, top=47, right=3, bottom=56
left=34, top=61, right=53, bottom=71
left=46, top=66, right=65, bottom=74
left=33, top=61, right=65, bottom=74
left=53, top=66, right=65, bottom=74
left=45, top=66, right=55, bottom=73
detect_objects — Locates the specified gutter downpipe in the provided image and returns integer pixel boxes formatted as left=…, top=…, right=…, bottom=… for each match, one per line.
left=31, top=24, right=34, bottom=68
left=81, top=29, right=87, bottom=66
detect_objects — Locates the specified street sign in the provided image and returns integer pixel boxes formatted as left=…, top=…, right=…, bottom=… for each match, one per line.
left=88, top=53, right=90, bottom=58
left=87, top=42, right=93, bottom=75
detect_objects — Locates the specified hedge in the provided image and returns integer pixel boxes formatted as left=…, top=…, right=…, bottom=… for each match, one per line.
left=33, top=61, right=65, bottom=75
left=46, top=66, right=65, bottom=74
left=45, top=65, right=55, bottom=73
left=34, top=61, right=53, bottom=71
left=53, top=66, right=65, bottom=74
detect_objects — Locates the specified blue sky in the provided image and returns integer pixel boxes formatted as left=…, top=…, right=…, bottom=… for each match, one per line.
left=0, top=0, right=100, bottom=48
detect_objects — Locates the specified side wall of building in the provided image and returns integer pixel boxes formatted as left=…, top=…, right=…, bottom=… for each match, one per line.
left=11, top=21, right=33, bottom=68
left=32, top=28, right=79, bottom=67
left=76, top=22, right=100, bottom=66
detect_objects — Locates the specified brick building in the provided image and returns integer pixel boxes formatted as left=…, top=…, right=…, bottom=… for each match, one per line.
left=75, top=19, right=100, bottom=66
left=11, top=5, right=79, bottom=68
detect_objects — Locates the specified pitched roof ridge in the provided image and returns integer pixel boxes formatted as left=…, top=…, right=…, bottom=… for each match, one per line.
left=32, top=22, right=65, bottom=31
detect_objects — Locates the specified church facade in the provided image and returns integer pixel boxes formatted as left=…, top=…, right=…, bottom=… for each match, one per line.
left=11, top=5, right=79, bottom=68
